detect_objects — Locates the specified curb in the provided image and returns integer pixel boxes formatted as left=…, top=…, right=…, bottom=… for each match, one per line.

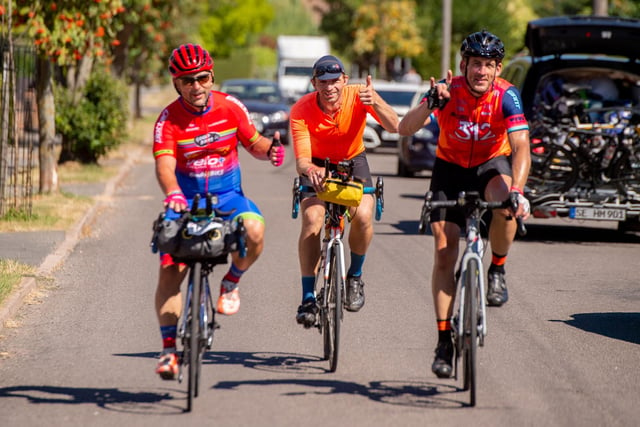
left=0, top=144, right=144, bottom=333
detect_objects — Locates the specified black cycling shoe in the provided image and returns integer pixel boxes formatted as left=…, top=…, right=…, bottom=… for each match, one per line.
left=431, top=339, right=454, bottom=379
left=296, top=300, right=318, bottom=328
left=345, top=276, right=365, bottom=312
left=487, top=271, right=509, bottom=307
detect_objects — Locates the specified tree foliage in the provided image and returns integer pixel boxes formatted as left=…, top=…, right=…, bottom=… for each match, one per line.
left=199, top=0, right=273, bottom=58
left=13, top=0, right=125, bottom=67
left=352, top=1, right=422, bottom=79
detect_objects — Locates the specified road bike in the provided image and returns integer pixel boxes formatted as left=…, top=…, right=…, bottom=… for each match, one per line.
left=418, top=191, right=525, bottom=406
left=291, top=160, right=383, bottom=372
left=151, top=193, right=246, bottom=412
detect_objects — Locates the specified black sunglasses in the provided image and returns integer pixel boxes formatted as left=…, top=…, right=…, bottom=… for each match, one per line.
left=179, top=73, right=213, bottom=86
left=313, top=63, right=344, bottom=78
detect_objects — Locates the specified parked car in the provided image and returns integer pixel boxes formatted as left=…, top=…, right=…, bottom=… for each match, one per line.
left=501, top=15, right=640, bottom=232
left=218, top=79, right=291, bottom=144
left=396, top=89, right=439, bottom=177
left=354, top=80, right=428, bottom=151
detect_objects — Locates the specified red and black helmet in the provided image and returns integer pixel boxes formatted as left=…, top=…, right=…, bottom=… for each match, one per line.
left=460, top=30, right=505, bottom=60
left=168, top=44, right=214, bottom=78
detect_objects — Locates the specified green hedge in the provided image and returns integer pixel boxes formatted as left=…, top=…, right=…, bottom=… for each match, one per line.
left=55, top=70, right=129, bottom=164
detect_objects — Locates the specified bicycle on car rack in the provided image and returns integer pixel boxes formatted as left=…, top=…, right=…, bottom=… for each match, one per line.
left=419, top=190, right=525, bottom=407
left=291, top=159, right=383, bottom=372
left=151, top=193, right=247, bottom=412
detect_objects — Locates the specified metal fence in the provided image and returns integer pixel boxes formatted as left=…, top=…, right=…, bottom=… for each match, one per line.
left=0, top=37, right=38, bottom=217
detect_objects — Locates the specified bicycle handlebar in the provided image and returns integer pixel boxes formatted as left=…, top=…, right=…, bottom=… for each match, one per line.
left=298, top=184, right=377, bottom=195
left=421, top=191, right=527, bottom=236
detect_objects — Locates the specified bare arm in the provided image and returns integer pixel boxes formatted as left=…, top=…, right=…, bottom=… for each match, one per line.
left=155, top=155, right=180, bottom=194
left=244, top=131, right=283, bottom=166
left=359, top=75, right=399, bottom=133
left=508, top=129, right=531, bottom=192
left=399, top=70, right=453, bottom=136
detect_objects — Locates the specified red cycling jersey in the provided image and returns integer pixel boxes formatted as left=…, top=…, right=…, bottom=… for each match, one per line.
left=431, top=75, right=529, bottom=168
left=153, top=91, right=261, bottom=197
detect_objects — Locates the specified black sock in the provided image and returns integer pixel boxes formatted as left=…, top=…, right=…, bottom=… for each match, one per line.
left=489, top=263, right=505, bottom=274
left=438, top=329, right=452, bottom=343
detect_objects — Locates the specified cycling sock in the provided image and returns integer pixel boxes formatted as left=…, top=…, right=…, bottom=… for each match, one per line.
left=489, top=253, right=507, bottom=273
left=221, top=262, right=245, bottom=291
left=302, top=276, right=316, bottom=303
left=347, top=252, right=366, bottom=277
left=160, top=325, right=177, bottom=352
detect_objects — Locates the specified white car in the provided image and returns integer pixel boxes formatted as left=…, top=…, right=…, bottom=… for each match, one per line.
left=355, top=80, right=429, bottom=151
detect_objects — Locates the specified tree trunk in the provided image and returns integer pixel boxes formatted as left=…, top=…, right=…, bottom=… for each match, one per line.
left=36, top=56, right=59, bottom=194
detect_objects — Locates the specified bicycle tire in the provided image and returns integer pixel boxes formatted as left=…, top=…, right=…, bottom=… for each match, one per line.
left=527, top=141, right=578, bottom=194
left=323, top=248, right=341, bottom=372
left=187, top=262, right=202, bottom=412
left=462, top=258, right=479, bottom=407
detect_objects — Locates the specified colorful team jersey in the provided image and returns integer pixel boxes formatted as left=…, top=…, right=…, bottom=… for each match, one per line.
left=428, top=76, right=529, bottom=168
left=290, top=85, right=381, bottom=162
left=153, top=91, right=261, bottom=197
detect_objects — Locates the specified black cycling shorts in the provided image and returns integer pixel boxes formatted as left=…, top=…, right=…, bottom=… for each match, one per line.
left=428, top=156, right=512, bottom=227
left=300, top=152, right=373, bottom=198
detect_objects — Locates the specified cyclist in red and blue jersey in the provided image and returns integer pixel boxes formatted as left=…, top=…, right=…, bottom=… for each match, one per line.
left=399, top=31, right=531, bottom=379
left=152, top=43, right=285, bottom=380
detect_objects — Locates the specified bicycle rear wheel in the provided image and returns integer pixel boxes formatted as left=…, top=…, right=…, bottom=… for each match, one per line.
left=527, top=141, right=578, bottom=195
left=187, top=262, right=202, bottom=412
left=322, top=249, right=341, bottom=372
left=462, top=258, right=479, bottom=407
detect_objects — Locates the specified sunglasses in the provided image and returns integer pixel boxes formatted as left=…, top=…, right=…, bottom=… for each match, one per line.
left=313, top=63, right=344, bottom=78
left=179, top=73, right=213, bottom=86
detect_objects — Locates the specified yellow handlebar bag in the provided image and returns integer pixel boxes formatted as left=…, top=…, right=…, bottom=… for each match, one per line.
left=317, top=178, right=364, bottom=207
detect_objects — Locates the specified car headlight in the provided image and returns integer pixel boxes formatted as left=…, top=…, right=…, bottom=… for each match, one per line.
left=266, top=110, right=289, bottom=123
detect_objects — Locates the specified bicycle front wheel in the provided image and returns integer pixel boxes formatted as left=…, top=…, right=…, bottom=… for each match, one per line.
left=187, top=262, right=202, bottom=412
left=323, top=249, right=341, bottom=372
left=462, top=258, right=479, bottom=407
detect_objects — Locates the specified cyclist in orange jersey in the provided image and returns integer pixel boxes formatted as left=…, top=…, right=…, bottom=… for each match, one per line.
left=290, top=55, right=399, bottom=327
left=399, top=31, right=531, bottom=378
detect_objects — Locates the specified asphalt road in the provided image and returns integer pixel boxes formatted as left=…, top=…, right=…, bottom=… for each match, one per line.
left=0, top=145, right=638, bottom=426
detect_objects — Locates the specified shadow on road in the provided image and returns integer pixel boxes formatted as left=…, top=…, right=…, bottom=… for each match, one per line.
left=108, top=351, right=479, bottom=408
left=0, top=384, right=183, bottom=414
left=206, top=351, right=472, bottom=408
left=215, top=377, right=467, bottom=409
left=551, top=312, right=640, bottom=345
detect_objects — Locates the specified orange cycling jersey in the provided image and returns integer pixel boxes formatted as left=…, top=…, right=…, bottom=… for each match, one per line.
left=431, top=75, right=529, bottom=168
left=290, top=85, right=381, bottom=162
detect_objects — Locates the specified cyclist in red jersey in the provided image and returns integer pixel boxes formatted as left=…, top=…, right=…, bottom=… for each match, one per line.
left=153, top=44, right=285, bottom=380
left=290, top=55, right=398, bottom=327
left=399, top=31, right=531, bottom=378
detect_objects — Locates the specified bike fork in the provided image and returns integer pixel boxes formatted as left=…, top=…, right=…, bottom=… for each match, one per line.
left=325, top=239, right=346, bottom=305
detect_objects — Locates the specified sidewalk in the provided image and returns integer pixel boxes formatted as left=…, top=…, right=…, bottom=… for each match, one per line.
left=0, top=145, right=143, bottom=331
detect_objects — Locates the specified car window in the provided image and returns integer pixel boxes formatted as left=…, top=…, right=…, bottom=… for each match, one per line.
left=376, top=90, right=416, bottom=106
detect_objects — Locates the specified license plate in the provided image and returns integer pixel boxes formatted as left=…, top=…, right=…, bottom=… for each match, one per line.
left=569, top=207, right=626, bottom=221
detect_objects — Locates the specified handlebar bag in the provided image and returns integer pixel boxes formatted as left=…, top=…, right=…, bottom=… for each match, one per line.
left=317, top=178, right=364, bottom=207
left=152, top=213, right=239, bottom=260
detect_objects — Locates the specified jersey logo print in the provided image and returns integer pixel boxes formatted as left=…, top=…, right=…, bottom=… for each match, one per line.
left=454, top=121, right=497, bottom=142
left=194, top=132, right=221, bottom=147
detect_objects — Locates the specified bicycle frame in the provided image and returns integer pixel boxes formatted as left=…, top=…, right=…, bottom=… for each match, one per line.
left=455, top=214, right=488, bottom=347
left=320, top=204, right=347, bottom=302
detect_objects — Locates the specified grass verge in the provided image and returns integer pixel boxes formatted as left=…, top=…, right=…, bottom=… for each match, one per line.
left=0, top=260, right=36, bottom=307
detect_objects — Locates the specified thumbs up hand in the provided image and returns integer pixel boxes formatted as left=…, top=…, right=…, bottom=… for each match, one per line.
left=358, top=75, right=374, bottom=105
